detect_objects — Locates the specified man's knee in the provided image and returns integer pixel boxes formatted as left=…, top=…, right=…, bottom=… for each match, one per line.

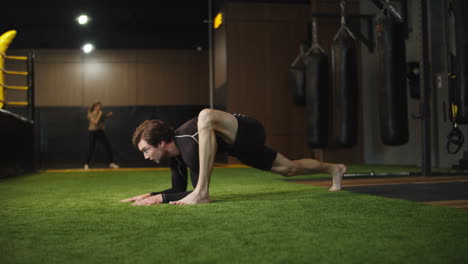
left=198, top=109, right=217, bottom=130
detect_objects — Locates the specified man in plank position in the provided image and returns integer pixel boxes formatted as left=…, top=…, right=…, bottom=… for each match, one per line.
left=121, top=109, right=346, bottom=205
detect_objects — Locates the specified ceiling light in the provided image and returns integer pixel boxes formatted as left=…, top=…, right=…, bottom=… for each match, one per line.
left=82, top=43, right=94, bottom=53
left=77, top=15, right=89, bottom=25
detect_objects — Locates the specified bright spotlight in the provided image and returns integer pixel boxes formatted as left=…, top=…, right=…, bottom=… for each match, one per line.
left=82, top=43, right=94, bottom=53
left=77, top=15, right=89, bottom=25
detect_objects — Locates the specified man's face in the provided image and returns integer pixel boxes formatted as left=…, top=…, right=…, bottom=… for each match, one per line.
left=138, top=139, right=165, bottom=164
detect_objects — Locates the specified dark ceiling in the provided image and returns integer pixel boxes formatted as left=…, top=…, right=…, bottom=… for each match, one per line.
left=0, top=0, right=308, bottom=50
left=1, top=0, right=209, bottom=50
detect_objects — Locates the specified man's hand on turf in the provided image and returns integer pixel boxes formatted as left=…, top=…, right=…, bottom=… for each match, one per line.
left=120, top=193, right=151, bottom=203
left=132, top=194, right=163, bottom=206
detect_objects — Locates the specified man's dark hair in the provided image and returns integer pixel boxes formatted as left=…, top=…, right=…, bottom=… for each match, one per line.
left=132, top=120, right=175, bottom=148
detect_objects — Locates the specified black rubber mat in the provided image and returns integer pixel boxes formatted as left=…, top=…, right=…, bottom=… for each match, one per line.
left=343, top=182, right=468, bottom=202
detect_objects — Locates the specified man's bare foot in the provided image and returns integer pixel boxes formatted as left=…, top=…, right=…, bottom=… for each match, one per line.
left=329, top=164, right=346, bottom=191
left=169, top=192, right=211, bottom=205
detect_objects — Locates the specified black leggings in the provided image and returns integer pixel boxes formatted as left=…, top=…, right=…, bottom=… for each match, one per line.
left=85, top=130, right=114, bottom=164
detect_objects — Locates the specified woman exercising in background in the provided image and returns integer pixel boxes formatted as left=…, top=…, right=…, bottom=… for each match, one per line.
left=84, top=102, right=119, bottom=169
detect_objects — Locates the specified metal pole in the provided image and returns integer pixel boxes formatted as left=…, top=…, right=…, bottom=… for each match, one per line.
left=208, top=0, right=214, bottom=109
left=420, top=0, right=431, bottom=176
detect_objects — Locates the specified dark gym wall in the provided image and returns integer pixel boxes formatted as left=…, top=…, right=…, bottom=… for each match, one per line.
left=5, top=49, right=209, bottom=169
left=33, top=105, right=208, bottom=169
left=0, top=109, right=34, bottom=177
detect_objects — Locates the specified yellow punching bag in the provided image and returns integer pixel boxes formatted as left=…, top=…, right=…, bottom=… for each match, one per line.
left=0, top=30, right=18, bottom=109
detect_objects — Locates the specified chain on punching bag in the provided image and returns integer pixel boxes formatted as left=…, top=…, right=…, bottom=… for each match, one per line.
left=375, top=0, right=409, bottom=145
left=303, top=18, right=329, bottom=148
left=332, top=0, right=358, bottom=147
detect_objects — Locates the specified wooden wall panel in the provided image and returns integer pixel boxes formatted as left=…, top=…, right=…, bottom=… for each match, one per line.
left=136, top=64, right=161, bottom=105
left=162, top=63, right=190, bottom=105
left=226, top=20, right=270, bottom=124
left=188, top=52, right=210, bottom=105
left=136, top=63, right=190, bottom=105
left=135, top=50, right=209, bottom=106
left=85, top=50, right=137, bottom=63
left=35, top=63, right=83, bottom=106
left=35, top=50, right=82, bottom=63
left=29, top=49, right=209, bottom=107
left=223, top=2, right=311, bottom=160
left=136, top=50, right=191, bottom=64
left=83, top=62, right=137, bottom=106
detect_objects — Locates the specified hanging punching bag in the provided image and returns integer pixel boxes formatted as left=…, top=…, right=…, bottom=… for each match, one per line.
left=303, top=19, right=329, bottom=148
left=290, top=42, right=308, bottom=106
left=332, top=3, right=358, bottom=148
left=376, top=7, right=409, bottom=145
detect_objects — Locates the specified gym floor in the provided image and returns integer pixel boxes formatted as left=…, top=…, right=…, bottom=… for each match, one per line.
left=1, top=165, right=468, bottom=263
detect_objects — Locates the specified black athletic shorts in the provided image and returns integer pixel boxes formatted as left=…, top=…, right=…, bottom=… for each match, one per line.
left=229, top=113, right=277, bottom=171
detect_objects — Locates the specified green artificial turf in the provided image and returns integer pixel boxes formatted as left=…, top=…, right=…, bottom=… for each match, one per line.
left=1, top=166, right=468, bottom=264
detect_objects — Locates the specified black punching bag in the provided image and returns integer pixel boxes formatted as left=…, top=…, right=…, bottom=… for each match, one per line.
left=303, top=21, right=329, bottom=148
left=452, top=0, right=468, bottom=124
left=332, top=29, right=358, bottom=147
left=290, top=42, right=308, bottom=106
left=376, top=8, right=409, bottom=145
left=304, top=52, right=329, bottom=147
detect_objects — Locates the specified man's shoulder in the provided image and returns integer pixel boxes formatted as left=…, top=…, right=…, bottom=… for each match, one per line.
left=175, top=116, right=198, bottom=135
